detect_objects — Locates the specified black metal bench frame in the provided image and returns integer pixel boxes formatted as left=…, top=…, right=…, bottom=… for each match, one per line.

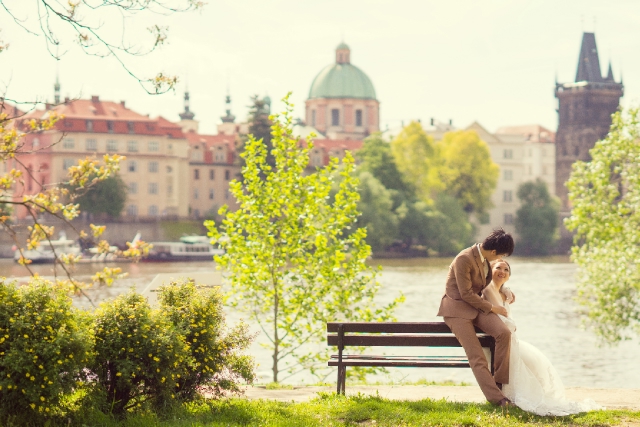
left=327, top=322, right=495, bottom=394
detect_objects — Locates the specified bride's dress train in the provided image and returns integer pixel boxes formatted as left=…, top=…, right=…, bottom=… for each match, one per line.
left=499, top=307, right=602, bottom=416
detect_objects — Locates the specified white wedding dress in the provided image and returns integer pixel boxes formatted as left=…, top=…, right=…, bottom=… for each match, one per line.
left=499, top=303, right=602, bottom=415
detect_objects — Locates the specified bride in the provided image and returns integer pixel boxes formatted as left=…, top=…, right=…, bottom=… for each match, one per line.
left=483, top=259, right=602, bottom=415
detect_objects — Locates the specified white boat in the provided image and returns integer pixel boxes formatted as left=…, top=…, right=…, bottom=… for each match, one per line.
left=144, top=235, right=223, bottom=262
left=14, top=231, right=82, bottom=264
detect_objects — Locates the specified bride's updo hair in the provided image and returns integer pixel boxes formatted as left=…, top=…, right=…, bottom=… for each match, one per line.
left=490, top=258, right=512, bottom=275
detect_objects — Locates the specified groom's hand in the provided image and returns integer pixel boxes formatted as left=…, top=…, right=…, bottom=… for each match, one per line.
left=503, top=287, right=516, bottom=304
left=490, top=305, right=508, bottom=317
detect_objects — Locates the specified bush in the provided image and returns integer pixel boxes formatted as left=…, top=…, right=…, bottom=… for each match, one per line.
left=157, top=280, right=255, bottom=400
left=0, top=279, right=92, bottom=423
left=90, top=291, right=191, bottom=417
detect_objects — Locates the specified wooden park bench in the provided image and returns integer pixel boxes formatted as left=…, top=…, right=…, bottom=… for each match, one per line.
left=327, top=322, right=495, bottom=394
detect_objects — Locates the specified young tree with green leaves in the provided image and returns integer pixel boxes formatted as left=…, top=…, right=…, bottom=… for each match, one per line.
left=565, top=108, right=640, bottom=343
left=390, top=121, right=438, bottom=203
left=515, top=179, right=559, bottom=256
left=436, top=130, right=499, bottom=218
left=74, top=174, right=128, bottom=220
left=207, top=96, right=403, bottom=382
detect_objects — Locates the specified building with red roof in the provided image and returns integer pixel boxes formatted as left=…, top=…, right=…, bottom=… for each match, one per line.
left=9, top=95, right=191, bottom=220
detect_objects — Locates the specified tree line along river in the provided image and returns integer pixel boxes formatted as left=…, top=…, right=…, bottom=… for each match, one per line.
left=1, top=256, right=638, bottom=389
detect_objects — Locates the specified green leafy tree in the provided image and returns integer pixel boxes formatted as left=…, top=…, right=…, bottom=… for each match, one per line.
left=75, top=174, right=128, bottom=219
left=390, top=121, right=438, bottom=203
left=565, top=108, right=640, bottom=343
left=355, top=171, right=399, bottom=252
left=357, top=133, right=411, bottom=198
left=207, top=96, right=403, bottom=382
left=436, top=130, right=499, bottom=217
left=515, top=179, right=559, bottom=256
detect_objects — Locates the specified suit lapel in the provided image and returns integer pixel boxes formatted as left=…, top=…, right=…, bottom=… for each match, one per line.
left=471, top=245, right=484, bottom=274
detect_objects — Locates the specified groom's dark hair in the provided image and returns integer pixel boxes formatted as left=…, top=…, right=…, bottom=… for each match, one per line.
left=482, top=228, right=514, bottom=256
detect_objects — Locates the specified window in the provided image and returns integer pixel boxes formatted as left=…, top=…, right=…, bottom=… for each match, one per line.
left=126, top=204, right=138, bottom=217
left=194, top=188, right=199, bottom=200
left=503, top=149, right=513, bottom=159
left=194, top=169, right=200, bottom=180
left=215, top=148, right=226, bottom=162
left=225, top=170, right=230, bottom=180
left=148, top=161, right=159, bottom=173
left=225, top=190, right=230, bottom=200
left=503, top=190, right=513, bottom=202
left=311, top=110, right=316, bottom=126
left=148, top=141, right=159, bottom=152
left=504, top=213, right=514, bottom=225
left=148, top=183, right=158, bottom=194
left=209, top=169, right=214, bottom=180
left=32, top=138, right=40, bottom=148
left=166, top=165, right=173, bottom=173
left=107, top=121, right=114, bottom=133
left=191, top=146, right=203, bottom=161
left=128, top=160, right=137, bottom=172
left=209, top=189, right=214, bottom=200
left=63, top=158, right=75, bottom=170
left=127, top=121, right=135, bottom=134
left=148, top=205, right=159, bottom=216
left=311, top=149, right=323, bottom=167
left=331, top=109, right=340, bottom=126
left=355, top=109, right=363, bottom=127
left=504, top=169, right=513, bottom=181
left=127, top=140, right=138, bottom=152
left=63, top=138, right=75, bottom=149
left=86, top=139, right=97, bottom=151
left=106, top=140, right=118, bottom=152
left=129, top=182, right=138, bottom=194
left=86, top=120, right=93, bottom=132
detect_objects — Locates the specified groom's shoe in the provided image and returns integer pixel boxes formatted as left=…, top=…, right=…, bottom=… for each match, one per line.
left=498, top=398, right=512, bottom=407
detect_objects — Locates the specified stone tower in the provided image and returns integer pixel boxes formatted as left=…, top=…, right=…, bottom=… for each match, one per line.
left=555, top=32, right=623, bottom=210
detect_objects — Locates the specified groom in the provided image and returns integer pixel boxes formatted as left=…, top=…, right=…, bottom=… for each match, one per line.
left=437, top=228, right=514, bottom=406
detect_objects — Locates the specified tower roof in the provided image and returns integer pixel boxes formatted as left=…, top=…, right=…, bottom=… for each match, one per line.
left=575, top=32, right=604, bottom=83
left=308, top=44, right=376, bottom=100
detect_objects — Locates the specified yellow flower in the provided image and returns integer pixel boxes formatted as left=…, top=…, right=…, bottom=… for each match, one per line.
left=116, top=372, right=122, bottom=377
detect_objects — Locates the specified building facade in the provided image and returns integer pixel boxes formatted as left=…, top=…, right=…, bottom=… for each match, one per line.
left=306, top=43, right=379, bottom=140
left=555, top=32, right=623, bottom=210
left=12, top=96, right=191, bottom=220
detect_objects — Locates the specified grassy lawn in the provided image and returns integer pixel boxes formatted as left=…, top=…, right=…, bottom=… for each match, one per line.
left=60, top=393, right=640, bottom=427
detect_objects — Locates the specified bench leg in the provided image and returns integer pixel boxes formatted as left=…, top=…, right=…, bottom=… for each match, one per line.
left=336, top=365, right=347, bottom=394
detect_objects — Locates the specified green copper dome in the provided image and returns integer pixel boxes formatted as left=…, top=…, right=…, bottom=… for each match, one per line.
left=308, top=64, right=376, bottom=100
left=309, top=44, right=377, bottom=100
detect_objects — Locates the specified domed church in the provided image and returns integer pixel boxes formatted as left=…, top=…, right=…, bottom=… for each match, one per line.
left=306, top=43, right=379, bottom=140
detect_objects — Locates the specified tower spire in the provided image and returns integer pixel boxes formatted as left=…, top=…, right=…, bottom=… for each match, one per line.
left=220, top=90, right=235, bottom=123
left=54, top=70, right=60, bottom=104
left=179, top=88, right=195, bottom=120
left=575, top=32, right=603, bottom=83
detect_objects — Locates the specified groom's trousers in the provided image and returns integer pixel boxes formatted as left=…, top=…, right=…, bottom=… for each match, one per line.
left=444, top=312, right=511, bottom=404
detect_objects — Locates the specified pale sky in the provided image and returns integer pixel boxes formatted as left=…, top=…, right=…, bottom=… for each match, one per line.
left=2, top=0, right=639, bottom=135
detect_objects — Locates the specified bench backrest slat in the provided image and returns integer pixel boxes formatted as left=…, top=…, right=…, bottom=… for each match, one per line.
left=327, top=334, right=494, bottom=348
left=326, top=322, right=485, bottom=334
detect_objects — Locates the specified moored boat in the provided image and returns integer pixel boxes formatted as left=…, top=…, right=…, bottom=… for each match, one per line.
left=13, top=232, right=82, bottom=264
left=143, top=235, right=223, bottom=262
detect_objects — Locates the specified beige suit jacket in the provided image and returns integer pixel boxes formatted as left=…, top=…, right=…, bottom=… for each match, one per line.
left=437, top=245, right=494, bottom=319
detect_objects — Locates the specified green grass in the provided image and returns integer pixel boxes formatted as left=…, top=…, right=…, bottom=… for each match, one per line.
left=159, top=220, right=207, bottom=241
left=29, top=393, right=640, bottom=427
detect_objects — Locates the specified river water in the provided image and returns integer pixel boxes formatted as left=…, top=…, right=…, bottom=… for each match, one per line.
left=1, top=257, right=638, bottom=389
